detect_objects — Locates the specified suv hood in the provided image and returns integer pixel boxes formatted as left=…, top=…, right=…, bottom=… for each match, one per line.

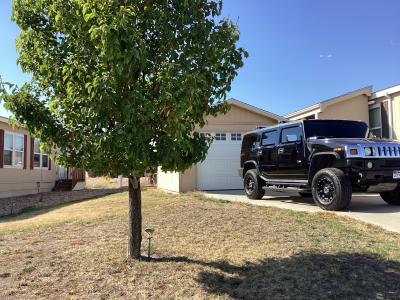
left=307, top=138, right=400, bottom=150
left=307, top=138, right=400, bottom=147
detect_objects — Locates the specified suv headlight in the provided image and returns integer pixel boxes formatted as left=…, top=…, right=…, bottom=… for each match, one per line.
left=364, top=147, right=373, bottom=156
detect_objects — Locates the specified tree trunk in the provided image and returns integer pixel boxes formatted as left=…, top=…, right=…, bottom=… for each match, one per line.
left=127, top=176, right=142, bottom=260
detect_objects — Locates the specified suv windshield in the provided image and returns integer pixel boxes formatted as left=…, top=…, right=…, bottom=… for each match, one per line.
left=303, top=120, right=369, bottom=139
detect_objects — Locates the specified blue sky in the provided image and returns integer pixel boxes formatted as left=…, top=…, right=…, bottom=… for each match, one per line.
left=1, top=0, right=400, bottom=118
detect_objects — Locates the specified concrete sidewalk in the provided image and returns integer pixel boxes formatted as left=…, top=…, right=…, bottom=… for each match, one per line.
left=204, top=190, right=400, bottom=234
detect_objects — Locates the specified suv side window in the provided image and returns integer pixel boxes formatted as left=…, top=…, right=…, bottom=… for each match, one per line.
left=281, top=126, right=302, bottom=143
left=261, top=130, right=278, bottom=146
left=242, top=134, right=258, bottom=151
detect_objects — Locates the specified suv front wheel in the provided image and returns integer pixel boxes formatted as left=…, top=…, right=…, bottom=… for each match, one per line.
left=380, top=186, right=400, bottom=205
left=244, top=169, right=265, bottom=200
left=311, top=168, right=352, bottom=211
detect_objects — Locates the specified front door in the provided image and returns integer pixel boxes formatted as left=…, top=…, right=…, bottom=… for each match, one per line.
left=276, top=125, right=307, bottom=180
left=258, top=129, right=279, bottom=178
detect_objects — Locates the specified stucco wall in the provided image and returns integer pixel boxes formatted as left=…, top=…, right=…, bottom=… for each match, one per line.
left=179, top=165, right=197, bottom=192
left=157, top=167, right=180, bottom=192
left=157, top=103, right=279, bottom=192
left=318, top=95, right=370, bottom=124
left=0, top=120, right=59, bottom=198
left=197, top=104, right=277, bottom=133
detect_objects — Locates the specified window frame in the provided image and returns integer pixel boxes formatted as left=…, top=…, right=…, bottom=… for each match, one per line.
left=215, top=133, right=227, bottom=141
left=33, top=138, right=49, bottom=169
left=231, top=132, right=242, bottom=141
left=261, top=130, right=278, bottom=146
left=280, top=126, right=303, bottom=144
left=3, top=131, right=25, bottom=169
left=369, top=106, right=382, bottom=138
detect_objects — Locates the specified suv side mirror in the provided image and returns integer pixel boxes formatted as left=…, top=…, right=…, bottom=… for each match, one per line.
left=251, top=141, right=260, bottom=151
left=286, top=134, right=299, bottom=142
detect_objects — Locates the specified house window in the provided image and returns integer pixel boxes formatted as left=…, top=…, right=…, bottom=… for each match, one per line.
left=215, top=133, right=226, bottom=141
left=231, top=133, right=242, bottom=141
left=369, top=107, right=382, bottom=137
left=3, top=132, right=24, bottom=168
left=34, top=138, right=48, bottom=168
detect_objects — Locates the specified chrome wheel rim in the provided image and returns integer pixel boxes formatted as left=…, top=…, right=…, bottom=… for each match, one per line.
left=316, top=176, right=335, bottom=205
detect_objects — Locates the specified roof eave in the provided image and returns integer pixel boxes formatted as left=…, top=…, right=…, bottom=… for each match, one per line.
left=227, top=98, right=286, bottom=121
left=370, top=84, right=400, bottom=100
left=285, top=86, right=372, bottom=118
left=0, top=116, right=8, bottom=124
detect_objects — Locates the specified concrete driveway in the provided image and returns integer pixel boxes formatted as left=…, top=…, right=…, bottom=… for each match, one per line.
left=203, top=190, right=400, bottom=234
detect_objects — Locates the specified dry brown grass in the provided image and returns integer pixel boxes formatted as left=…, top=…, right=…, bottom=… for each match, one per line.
left=85, top=176, right=129, bottom=189
left=86, top=176, right=154, bottom=189
left=0, top=190, right=399, bottom=299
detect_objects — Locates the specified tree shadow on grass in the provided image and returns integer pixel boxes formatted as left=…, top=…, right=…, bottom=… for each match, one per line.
left=154, top=252, right=400, bottom=299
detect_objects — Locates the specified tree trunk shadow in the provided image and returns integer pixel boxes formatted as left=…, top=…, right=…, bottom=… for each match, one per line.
left=154, top=252, right=400, bottom=299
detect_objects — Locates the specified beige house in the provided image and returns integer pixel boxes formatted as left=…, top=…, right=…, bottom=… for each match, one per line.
left=157, top=99, right=284, bottom=192
left=284, top=86, right=372, bottom=123
left=0, top=116, right=85, bottom=198
left=368, top=85, right=400, bottom=140
left=284, top=84, right=400, bottom=140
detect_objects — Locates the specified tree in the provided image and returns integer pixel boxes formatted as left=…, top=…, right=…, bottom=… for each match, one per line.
left=2, top=0, right=247, bottom=260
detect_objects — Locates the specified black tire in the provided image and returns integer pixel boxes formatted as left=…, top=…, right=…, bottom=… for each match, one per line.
left=298, top=192, right=312, bottom=198
left=380, top=186, right=400, bottom=205
left=244, top=169, right=265, bottom=200
left=311, top=168, right=352, bottom=211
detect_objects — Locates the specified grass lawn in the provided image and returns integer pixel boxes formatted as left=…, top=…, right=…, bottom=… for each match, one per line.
left=0, top=189, right=399, bottom=299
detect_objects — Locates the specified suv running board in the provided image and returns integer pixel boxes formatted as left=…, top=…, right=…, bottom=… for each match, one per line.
left=260, top=176, right=309, bottom=186
left=262, top=186, right=311, bottom=193
left=260, top=176, right=310, bottom=192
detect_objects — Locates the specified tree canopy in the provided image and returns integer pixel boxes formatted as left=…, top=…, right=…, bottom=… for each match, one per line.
left=2, top=0, right=247, bottom=179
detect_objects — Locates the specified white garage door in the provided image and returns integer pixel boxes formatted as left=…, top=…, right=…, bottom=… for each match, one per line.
left=197, top=132, right=243, bottom=190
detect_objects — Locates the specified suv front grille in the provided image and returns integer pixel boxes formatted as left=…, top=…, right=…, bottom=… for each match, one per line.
left=345, top=143, right=400, bottom=158
left=376, top=145, right=400, bottom=158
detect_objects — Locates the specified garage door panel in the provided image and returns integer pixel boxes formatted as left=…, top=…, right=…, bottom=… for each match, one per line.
left=197, top=133, right=243, bottom=190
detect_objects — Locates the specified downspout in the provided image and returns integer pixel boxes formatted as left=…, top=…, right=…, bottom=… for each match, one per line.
left=386, top=92, right=394, bottom=139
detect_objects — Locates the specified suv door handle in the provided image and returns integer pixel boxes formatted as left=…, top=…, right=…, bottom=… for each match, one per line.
left=278, top=148, right=284, bottom=154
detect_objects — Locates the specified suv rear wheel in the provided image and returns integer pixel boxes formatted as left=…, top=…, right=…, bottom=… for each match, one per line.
left=244, top=169, right=265, bottom=200
left=311, top=168, right=352, bottom=211
left=380, top=186, right=400, bottom=205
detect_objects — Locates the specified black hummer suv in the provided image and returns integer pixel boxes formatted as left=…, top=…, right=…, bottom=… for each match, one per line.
left=239, top=119, right=400, bottom=211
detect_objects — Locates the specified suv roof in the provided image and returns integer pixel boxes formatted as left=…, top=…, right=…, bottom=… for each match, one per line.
left=246, top=119, right=368, bottom=135
left=246, top=120, right=303, bottom=135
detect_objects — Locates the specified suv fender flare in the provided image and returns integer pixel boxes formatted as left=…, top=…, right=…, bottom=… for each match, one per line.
left=308, top=152, right=340, bottom=183
left=243, top=160, right=259, bottom=177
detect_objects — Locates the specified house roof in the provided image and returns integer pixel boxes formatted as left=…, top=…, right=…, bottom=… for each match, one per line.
left=369, top=83, right=400, bottom=100
left=0, top=116, right=8, bottom=124
left=228, top=98, right=286, bottom=121
left=284, top=86, right=372, bottom=119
